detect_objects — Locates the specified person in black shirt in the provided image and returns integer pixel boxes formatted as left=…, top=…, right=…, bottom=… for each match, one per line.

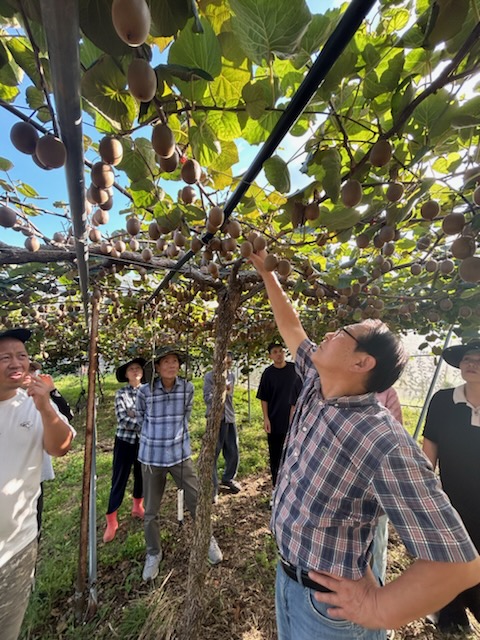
left=256, top=342, right=302, bottom=487
left=423, top=340, right=480, bottom=633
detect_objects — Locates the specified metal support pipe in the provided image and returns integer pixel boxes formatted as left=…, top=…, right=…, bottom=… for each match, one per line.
left=148, top=0, right=377, bottom=300
left=39, top=0, right=90, bottom=318
left=413, top=326, right=454, bottom=441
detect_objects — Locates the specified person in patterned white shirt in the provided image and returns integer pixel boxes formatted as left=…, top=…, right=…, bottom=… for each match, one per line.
left=250, top=249, right=480, bottom=640
left=103, top=357, right=146, bottom=543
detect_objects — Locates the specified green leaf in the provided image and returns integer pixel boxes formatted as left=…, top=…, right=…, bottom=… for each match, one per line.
left=318, top=207, right=361, bottom=231
left=156, top=63, right=214, bottom=83
left=17, top=182, right=39, bottom=197
left=206, top=110, right=241, bottom=142
left=81, top=55, right=138, bottom=130
left=168, top=17, right=222, bottom=101
left=0, top=157, right=13, bottom=171
left=209, top=62, right=250, bottom=108
left=5, top=37, right=45, bottom=88
left=129, top=179, right=157, bottom=208
left=319, top=148, right=341, bottom=204
left=150, top=0, right=192, bottom=36
left=242, top=82, right=268, bottom=120
left=116, top=137, right=156, bottom=182
left=25, top=85, right=45, bottom=110
left=189, top=124, right=221, bottom=166
left=242, top=111, right=281, bottom=144
left=264, top=156, right=290, bottom=193
left=0, top=40, right=23, bottom=87
left=362, top=43, right=381, bottom=70
left=230, top=0, right=311, bottom=65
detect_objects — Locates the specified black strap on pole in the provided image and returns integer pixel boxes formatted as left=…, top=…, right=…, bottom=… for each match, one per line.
left=147, top=0, right=377, bottom=302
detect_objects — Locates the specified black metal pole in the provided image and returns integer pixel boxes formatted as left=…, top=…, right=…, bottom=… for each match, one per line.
left=148, top=0, right=377, bottom=301
left=39, top=0, right=90, bottom=318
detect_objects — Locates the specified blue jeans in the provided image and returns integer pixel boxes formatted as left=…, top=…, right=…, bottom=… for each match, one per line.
left=275, top=561, right=386, bottom=640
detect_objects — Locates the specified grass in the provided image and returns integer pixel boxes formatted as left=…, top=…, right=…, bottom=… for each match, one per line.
left=20, top=375, right=425, bottom=639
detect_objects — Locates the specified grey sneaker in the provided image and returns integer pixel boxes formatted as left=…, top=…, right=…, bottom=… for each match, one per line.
left=208, top=536, right=223, bottom=565
left=142, top=551, right=162, bottom=581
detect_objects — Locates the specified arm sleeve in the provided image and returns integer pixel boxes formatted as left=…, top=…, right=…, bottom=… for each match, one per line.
left=422, top=391, right=444, bottom=443
left=50, top=389, right=74, bottom=421
left=256, top=370, right=269, bottom=401
left=114, top=388, right=138, bottom=431
left=136, top=386, right=146, bottom=424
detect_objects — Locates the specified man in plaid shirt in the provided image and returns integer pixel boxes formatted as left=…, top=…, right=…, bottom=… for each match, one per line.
left=251, top=250, right=480, bottom=640
left=136, top=345, right=223, bottom=581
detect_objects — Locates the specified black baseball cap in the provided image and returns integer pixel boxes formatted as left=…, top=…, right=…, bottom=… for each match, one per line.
left=0, top=328, right=32, bottom=343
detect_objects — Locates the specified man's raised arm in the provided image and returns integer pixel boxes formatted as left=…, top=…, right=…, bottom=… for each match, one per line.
left=250, top=250, right=308, bottom=358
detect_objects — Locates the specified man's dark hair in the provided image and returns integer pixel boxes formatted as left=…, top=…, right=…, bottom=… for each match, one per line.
left=267, top=341, right=284, bottom=353
left=354, top=321, right=408, bottom=393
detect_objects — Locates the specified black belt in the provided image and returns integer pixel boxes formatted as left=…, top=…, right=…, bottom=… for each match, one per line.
left=280, top=558, right=333, bottom=593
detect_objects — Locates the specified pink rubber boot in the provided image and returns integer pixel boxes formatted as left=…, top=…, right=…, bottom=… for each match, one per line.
left=103, top=511, right=118, bottom=543
left=131, top=497, right=145, bottom=519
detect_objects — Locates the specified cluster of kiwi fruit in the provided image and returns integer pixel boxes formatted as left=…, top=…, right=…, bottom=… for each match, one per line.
left=85, top=136, right=124, bottom=234
left=0, top=201, right=42, bottom=252
left=10, top=121, right=66, bottom=170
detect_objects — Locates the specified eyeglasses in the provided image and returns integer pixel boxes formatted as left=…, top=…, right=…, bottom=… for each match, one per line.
left=341, top=327, right=360, bottom=345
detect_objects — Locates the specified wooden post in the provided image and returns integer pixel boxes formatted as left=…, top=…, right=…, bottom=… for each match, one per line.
left=74, top=296, right=99, bottom=622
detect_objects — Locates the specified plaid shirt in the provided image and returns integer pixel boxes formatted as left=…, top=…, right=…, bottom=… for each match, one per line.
left=272, top=338, right=477, bottom=580
left=114, top=385, right=142, bottom=444
left=136, top=376, right=194, bottom=467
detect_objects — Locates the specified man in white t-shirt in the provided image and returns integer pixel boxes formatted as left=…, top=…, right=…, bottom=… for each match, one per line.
left=0, top=328, right=74, bottom=640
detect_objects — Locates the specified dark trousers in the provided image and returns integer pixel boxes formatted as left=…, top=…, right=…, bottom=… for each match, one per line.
left=106, top=436, right=143, bottom=514
left=268, top=431, right=287, bottom=487
left=37, top=482, right=44, bottom=540
left=213, top=420, right=239, bottom=489
left=438, top=583, right=480, bottom=630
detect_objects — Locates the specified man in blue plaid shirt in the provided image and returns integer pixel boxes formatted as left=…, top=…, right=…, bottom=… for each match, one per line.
left=251, top=250, right=480, bottom=640
left=136, top=345, right=223, bottom=581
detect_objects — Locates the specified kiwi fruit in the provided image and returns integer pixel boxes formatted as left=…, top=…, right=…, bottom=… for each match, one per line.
left=291, top=201, right=306, bottom=227
left=127, top=59, right=157, bottom=102
left=141, top=247, right=153, bottom=262
left=99, top=136, right=123, bottom=165
left=99, top=194, right=114, bottom=211
left=416, top=235, right=431, bottom=250
left=0, top=205, right=18, bottom=228
left=89, top=228, right=102, bottom=243
left=410, top=262, right=422, bottom=276
left=10, top=121, right=39, bottom=154
left=208, top=206, right=224, bottom=229
left=25, top=236, right=40, bottom=252
left=222, top=237, right=236, bottom=252
left=459, top=256, right=480, bottom=283
left=111, top=0, right=151, bottom=47
left=158, top=151, right=179, bottom=173
left=386, top=182, right=404, bottom=202
left=181, top=158, right=202, bottom=184
left=52, top=231, right=65, bottom=243
left=378, top=225, right=395, bottom=243
left=114, top=240, right=126, bottom=253
left=35, top=135, right=66, bottom=169
left=442, top=213, right=465, bottom=235
left=126, top=217, right=141, bottom=236
left=32, top=153, right=52, bottom=171
left=253, top=236, right=267, bottom=252
left=439, top=259, right=454, bottom=274
left=100, top=242, right=112, bottom=255
left=473, top=186, right=480, bottom=206
left=305, top=202, right=320, bottom=220
left=439, top=298, right=453, bottom=311
left=91, top=161, right=114, bottom=189
left=264, top=254, right=278, bottom=271
left=152, top=124, right=176, bottom=158
left=227, top=219, right=242, bottom=239
left=420, top=200, right=440, bottom=220
left=191, top=236, right=203, bottom=253
left=208, top=262, right=219, bottom=279
left=355, top=233, right=369, bottom=249
left=173, top=230, right=185, bottom=247
left=88, top=184, right=110, bottom=205
left=425, top=259, right=437, bottom=272
left=451, top=236, right=475, bottom=259
left=181, top=186, right=196, bottom=204
left=129, top=238, right=140, bottom=251
left=341, top=180, right=363, bottom=207
left=370, top=140, right=392, bottom=167
left=93, top=209, right=109, bottom=225
left=277, top=259, right=292, bottom=277
left=240, top=241, right=253, bottom=258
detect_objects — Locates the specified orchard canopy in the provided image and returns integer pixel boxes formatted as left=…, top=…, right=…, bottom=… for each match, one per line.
left=0, top=0, right=480, bottom=366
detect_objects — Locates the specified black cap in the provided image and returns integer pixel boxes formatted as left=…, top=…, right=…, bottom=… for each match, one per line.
left=116, top=357, right=146, bottom=383
left=442, top=340, right=480, bottom=368
left=0, top=328, right=32, bottom=343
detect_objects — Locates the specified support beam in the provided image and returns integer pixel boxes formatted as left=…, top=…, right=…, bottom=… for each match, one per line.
left=39, top=0, right=90, bottom=318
